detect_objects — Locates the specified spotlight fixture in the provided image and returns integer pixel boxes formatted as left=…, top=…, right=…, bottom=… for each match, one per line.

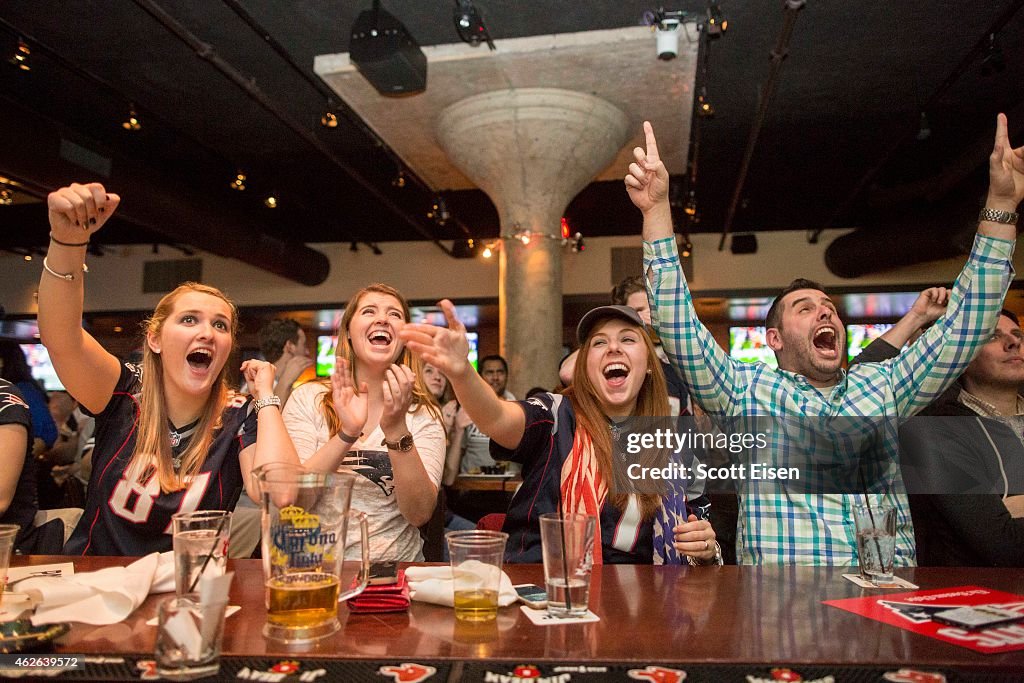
left=481, top=243, right=495, bottom=259
left=392, top=170, right=406, bottom=188
left=916, top=112, right=931, bottom=141
left=683, top=190, right=698, bottom=216
left=681, top=236, right=693, bottom=258
left=427, top=196, right=449, bottom=225
left=705, top=1, right=727, bottom=37
left=264, top=194, right=278, bottom=209
left=454, top=0, right=496, bottom=50
left=980, top=33, right=1005, bottom=76
left=229, top=172, right=246, bottom=191
left=572, top=232, right=586, bottom=253
left=9, top=38, right=30, bottom=71
left=651, top=10, right=685, bottom=61
left=122, top=105, right=141, bottom=131
left=0, top=189, right=12, bottom=206
left=697, top=88, right=715, bottom=117
left=320, top=111, right=339, bottom=128
left=23, top=254, right=32, bottom=262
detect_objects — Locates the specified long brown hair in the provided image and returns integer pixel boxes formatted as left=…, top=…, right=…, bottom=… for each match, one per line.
left=566, top=317, right=669, bottom=520
left=318, top=283, right=441, bottom=433
left=126, top=282, right=238, bottom=493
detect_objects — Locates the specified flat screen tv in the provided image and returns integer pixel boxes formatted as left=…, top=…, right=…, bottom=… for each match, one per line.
left=728, top=326, right=778, bottom=368
left=846, top=323, right=894, bottom=361
left=19, top=343, right=64, bottom=391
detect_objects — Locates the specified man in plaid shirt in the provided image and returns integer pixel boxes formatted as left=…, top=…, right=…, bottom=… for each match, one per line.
left=625, top=117, right=1023, bottom=565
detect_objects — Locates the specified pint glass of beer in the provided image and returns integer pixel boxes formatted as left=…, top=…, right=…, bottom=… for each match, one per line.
left=255, top=464, right=369, bottom=643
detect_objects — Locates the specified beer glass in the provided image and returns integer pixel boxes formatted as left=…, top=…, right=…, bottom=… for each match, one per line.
left=254, top=464, right=370, bottom=643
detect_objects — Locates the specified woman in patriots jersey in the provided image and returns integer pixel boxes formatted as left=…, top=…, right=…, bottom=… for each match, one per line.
left=38, top=182, right=302, bottom=555
left=403, top=301, right=720, bottom=565
left=282, top=284, right=445, bottom=561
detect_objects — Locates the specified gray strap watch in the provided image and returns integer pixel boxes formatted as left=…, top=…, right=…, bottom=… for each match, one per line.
left=381, top=433, right=414, bottom=452
left=979, top=207, right=1019, bottom=225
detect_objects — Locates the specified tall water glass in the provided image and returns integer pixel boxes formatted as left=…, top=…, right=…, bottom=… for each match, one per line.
left=172, top=511, right=231, bottom=600
left=539, top=513, right=595, bottom=618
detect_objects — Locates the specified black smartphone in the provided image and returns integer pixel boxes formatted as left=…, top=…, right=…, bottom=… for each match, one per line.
left=368, top=560, right=399, bottom=586
left=932, top=606, right=1024, bottom=631
left=514, top=583, right=548, bottom=609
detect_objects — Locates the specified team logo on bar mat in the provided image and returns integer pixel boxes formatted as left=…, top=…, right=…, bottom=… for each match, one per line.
left=378, top=662, right=438, bottom=682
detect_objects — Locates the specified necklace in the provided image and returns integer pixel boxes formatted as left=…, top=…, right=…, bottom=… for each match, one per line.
left=168, top=417, right=201, bottom=471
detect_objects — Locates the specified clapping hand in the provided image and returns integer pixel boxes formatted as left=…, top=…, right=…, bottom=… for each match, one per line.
left=241, top=359, right=277, bottom=400
left=331, top=357, right=368, bottom=440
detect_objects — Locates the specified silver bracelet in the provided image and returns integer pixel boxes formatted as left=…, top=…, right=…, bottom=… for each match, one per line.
left=979, top=207, right=1019, bottom=226
left=42, top=256, right=88, bottom=281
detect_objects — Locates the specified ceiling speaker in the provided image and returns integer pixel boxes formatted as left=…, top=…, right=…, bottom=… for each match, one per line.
left=350, top=4, right=427, bottom=96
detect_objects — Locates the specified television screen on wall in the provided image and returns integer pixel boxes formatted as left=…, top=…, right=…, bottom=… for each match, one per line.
left=847, top=323, right=894, bottom=362
left=19, top=343, right=64, bottom=391
left=728, top=326, right=778, bottom=368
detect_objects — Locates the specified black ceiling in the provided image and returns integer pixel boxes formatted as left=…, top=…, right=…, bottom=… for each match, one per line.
left=0, top=1, right=1022, bottom=278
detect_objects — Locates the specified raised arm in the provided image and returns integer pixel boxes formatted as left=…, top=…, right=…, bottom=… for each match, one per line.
left=627, top=122, right=745, bottom=416
left=38, top=183, right=122, bottom=414
left=875, top=287, right=949, bottom=352
left=238, top=358, right=302, bottom=503
left=401, top=300, right=526, bottom=449
left=890, top=116, right=1022, bottom=414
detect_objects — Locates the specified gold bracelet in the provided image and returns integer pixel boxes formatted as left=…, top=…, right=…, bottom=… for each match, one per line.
left=42, top=256, right=88, bottom=281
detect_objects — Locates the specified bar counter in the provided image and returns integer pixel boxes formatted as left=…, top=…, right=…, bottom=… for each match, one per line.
left=7, top=556, right=1023, bottom=681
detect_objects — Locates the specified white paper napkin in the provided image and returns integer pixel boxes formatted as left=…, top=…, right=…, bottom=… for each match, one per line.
left=405, top=562, right=518, bottom=607
left=20, top=551, right=176, bottom=626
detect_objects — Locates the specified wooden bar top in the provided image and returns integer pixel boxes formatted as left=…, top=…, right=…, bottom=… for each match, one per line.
left=11, top=556, right=1024, bottom=671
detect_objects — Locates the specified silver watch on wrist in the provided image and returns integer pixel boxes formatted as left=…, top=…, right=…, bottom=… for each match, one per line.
left=252, top=395, right=282, bottom=415
left=979, top=207, right=1019, bottom=225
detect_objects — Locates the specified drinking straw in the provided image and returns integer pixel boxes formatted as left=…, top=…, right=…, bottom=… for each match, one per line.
left=857, top=466, right=884, bottom=581
left=556, top=495, right=573, bottom=614
left=187, top=513, right=229, bottom=595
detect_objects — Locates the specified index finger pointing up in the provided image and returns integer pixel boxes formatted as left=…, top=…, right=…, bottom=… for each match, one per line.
left=439, top=299, right=465, bottom=333
left=643, top=121, right=660, bottom=165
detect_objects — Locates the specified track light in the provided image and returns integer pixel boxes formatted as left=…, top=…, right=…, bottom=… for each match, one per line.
left=916, top=112, right=931, bottom=141
left=263, top=194, right=278, bottom=208
left=9, top=38, right=30, bottom=71
left=697, top=89, right=715, bottom=117
left=706, top=1, right=727, bottom=37
left=427, top=196, right=449, bottom=225
left=684, top=190, right=698, bottom=216
left=392, top=170, right=406, bottom=188
left=0, top=189, right=12, bottom=206
left=320, top=111, right=339, bottom=128
left=572, top=232, right=585, bottom=253
left=122, top=105, right=141, bottom=131
left=482, top=244, right=494, bottom=259
left=980, top=33, right=1005, bottom=76
left=681, top=236, right=693, bottom=258
left=229, top=172, right=246, bottom=191
left=454, top=0, right=496, bottom=50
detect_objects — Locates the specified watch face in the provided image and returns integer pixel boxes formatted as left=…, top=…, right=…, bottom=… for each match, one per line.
left=398, top=434, right=414, bottom=451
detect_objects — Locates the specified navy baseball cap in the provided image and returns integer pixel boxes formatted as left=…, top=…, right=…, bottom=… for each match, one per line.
left=576, top=305, right=646, bottom=344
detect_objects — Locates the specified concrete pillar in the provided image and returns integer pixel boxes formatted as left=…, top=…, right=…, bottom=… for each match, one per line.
left=436, top=88, right=628, bottom=396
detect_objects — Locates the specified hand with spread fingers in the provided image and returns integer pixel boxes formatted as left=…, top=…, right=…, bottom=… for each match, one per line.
left=47, top=182, right=120, bottom=243
left=624, top=121, right=670, bottom=214
left=380, top=363, right=416, bottom=437
left=399, top=299, right=472, bottom=381
left=331, top=357, right=368, bottom=440
left=673, top=514, right=719, bottom=564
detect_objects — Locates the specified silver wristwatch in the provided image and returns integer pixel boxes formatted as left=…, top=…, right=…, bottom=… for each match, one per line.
left=252, top=395, right=282, bottom=415
left=979, top=207, right=1019, bottom=225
